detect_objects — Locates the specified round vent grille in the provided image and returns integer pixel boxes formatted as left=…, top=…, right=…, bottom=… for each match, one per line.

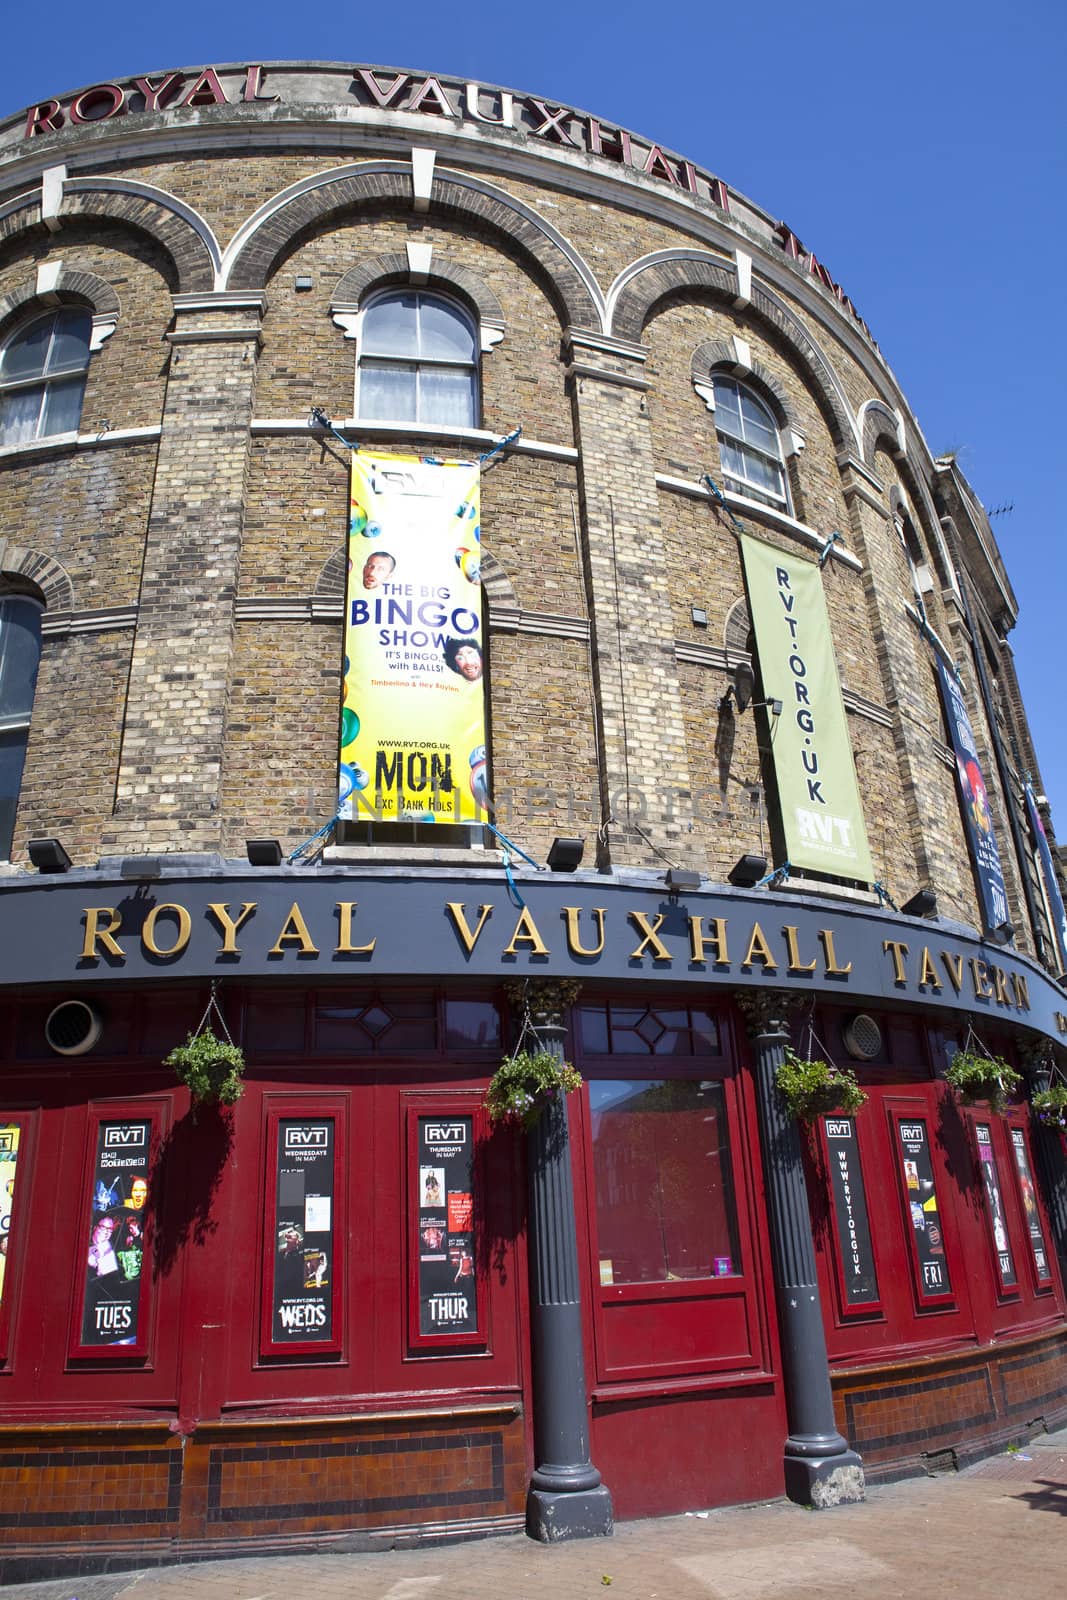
left=843, top=1013, right=882, bottom=1061
left=45, top=1000, right=103, bottom=1057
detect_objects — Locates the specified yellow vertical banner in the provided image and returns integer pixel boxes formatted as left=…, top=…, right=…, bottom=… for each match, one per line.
left=340, top=452, right=488, bottom=824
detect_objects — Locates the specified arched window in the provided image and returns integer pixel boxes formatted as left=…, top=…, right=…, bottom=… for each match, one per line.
left=357, top=291, right=478, bottom=427
left=0, top=593, right=43, bottom=860
left=0, top=308, right=92, bottom=446
left=712, top=375, right=789, bottom=511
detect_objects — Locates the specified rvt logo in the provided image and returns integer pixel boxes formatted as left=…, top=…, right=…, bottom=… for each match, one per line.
left=826, top=1120, right=853, bottom=1139
left=0, top=1131, right=16, bottom=1153
left=104, top=1125, right=147, bottom=1148
left=285, top=1126, right=329, bottom=1149
left=900, top=1124, right=925, bottom=1144
left=426, top=1123, right=467, bottom=1144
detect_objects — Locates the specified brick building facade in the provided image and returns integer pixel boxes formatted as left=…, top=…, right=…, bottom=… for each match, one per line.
left=1, top=63, right=1065, bottom=1578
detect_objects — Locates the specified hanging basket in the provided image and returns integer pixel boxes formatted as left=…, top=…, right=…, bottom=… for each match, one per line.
left=164, top=986, right=245, bottom=1108
left=775, top=1048, right=866, bottom=1121
left=1030, top=1084, right=1067, bottom=1132
left=945, top=1048, right=1021, bottom=1113
left=485, top=1049, right=582, bottom=1130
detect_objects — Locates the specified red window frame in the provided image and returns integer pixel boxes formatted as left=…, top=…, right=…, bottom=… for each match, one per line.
left=0, top=1110, right=35, bottom=1366
left=68, top=1100, right=165, bottom=1363
left=576, top=1048, right=770, bottom=1386
left=259, top=1096, right=346, bottom=1360
left=404, top=1093, right=488, bottom=1355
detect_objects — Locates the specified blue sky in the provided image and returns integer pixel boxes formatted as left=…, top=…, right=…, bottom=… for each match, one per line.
left=2, top=2, right=1064, bottom=825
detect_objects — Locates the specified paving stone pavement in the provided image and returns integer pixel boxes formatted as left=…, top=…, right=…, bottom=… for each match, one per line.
left=4, top=1433, right=1066, bottom=1600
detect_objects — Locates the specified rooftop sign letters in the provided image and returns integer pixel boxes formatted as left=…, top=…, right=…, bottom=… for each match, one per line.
left=12, top=63, right=871, bottom=339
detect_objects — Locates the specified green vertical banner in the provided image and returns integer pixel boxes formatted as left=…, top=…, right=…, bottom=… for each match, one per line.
left=740, top=533, right=873, bottom=882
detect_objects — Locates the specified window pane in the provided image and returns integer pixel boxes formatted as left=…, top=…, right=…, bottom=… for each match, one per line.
left=0, top=727, right=29, bottom=860
left=418, top=366, right=475, bottom=427
left=418, top=298, right=477, bottom=362
left=42, top=376, right=86, bottom=437
left=719, top=436, right=747, bottom=480
left=738, top=389, right=777, bottom=451
left=444, top=999, right=501, bottom=1050
left=46, top=311, right=92, bottom=373
left=359, top=362, right=417, bottom=421
left=0, top=597, right=43, bottom=716
left=712, top=377, right=741, bottom=430
left=0, top=387, right=43, bottom=446
left=362, top=294, right=419, bottom=357
left=740, top=445, right=784, bottom=498
left=2, top=319, right=51, bottom=381
left=591, top=1079, right=741, bottom=1284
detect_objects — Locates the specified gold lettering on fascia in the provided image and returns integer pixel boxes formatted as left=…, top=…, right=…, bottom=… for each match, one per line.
left=919, top=947, right=942, bottom=990
left=336, top=902, right=376, bottom=955
left=563, top=906, right=606, bottom=958
left=969, top=958, right=994, bottom=1000
left=991, top=966, right=1012, bottom=1007
left=783, top=925, right=817, bottom=974
left=628, top=911, right=672, bottom=962
left=268, top=902, right=319, bottom=956
left=882, top=939, right=909, bottom=986
left=142, top=902, right=192, bottom=958
left=741, top=922, right=777, bottom=972
left=819, top=928, right=852, bottom=976
left=688, top=915, right=729, bottom=967
left=81, top=906, right=124, bottom=960
left=503, top=906, right=550, bottom=957
left=446, top=902, right=494, bottom=954
left=941, top=952, right=964, bottom=994
left=207, top=901, right=257, bottom=954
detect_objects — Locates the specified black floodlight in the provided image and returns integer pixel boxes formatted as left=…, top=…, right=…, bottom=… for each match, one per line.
left=729, top=853, right=768, bottom=887
left=27, top=836, right=71, bottom=873
left=120, top=856, right=161, bottom=880
left=246, top=839, right=284, bottom=867
left=547, top=837, right=584, bottom=872
left=987, top=921, right=1014, bottom=947
left=665, top=866, right=702, bottom=894
left=901, top=887, right=938, bottom=918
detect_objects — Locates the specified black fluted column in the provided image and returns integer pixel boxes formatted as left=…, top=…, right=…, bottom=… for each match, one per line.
left=510, top=979, right=613, bottom=1543
left=738, top=993, right=864, bottom=1507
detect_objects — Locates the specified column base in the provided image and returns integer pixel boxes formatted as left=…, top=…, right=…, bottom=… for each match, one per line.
left=784, top=1449, right=865, bottom=1509
left=525, top=1484, right=614, bottom=1543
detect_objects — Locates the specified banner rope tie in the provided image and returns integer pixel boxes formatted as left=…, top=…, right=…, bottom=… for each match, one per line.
left=479, top=425, right=521, bottom=466
left=288, top=801, right=344, bottom=863
left=818, top=530, right=843, bottom=567
left=701, top=473, right=747, bottom=536
left=756, top=861, right=792, bottom=888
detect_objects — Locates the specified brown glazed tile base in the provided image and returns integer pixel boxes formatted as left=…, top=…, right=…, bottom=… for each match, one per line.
left=832, top=1325, right=1067, bottom=1479
left=0, top=1407, right=526, bottom=1582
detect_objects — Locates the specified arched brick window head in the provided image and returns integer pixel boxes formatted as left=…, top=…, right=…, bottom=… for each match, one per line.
left=0, top=309, right=92, bottom=445
left=357, top=290, right=479, bottom=427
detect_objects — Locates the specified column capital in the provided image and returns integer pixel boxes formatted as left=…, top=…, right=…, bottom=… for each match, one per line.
left=734, top=989, right=797, bottom=1038
left=505, top=977, right=582, bottom=1032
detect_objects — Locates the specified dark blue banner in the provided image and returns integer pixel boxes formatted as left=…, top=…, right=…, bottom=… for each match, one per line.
left=935, top=656, right=1010, bottom=937
left=1025, top=782, right=1067, bottom=973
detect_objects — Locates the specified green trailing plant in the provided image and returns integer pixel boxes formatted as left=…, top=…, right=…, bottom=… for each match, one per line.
left=1031, top=1084, right=1067, bottom=1132
left=485, top=1049, right=582, bottom=1130
left=775, top=1048, right=867, bottom=1121
left=944, top=1048, right=1021, bottom=1112
left=165, top=1027, right=245, bottom=1108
